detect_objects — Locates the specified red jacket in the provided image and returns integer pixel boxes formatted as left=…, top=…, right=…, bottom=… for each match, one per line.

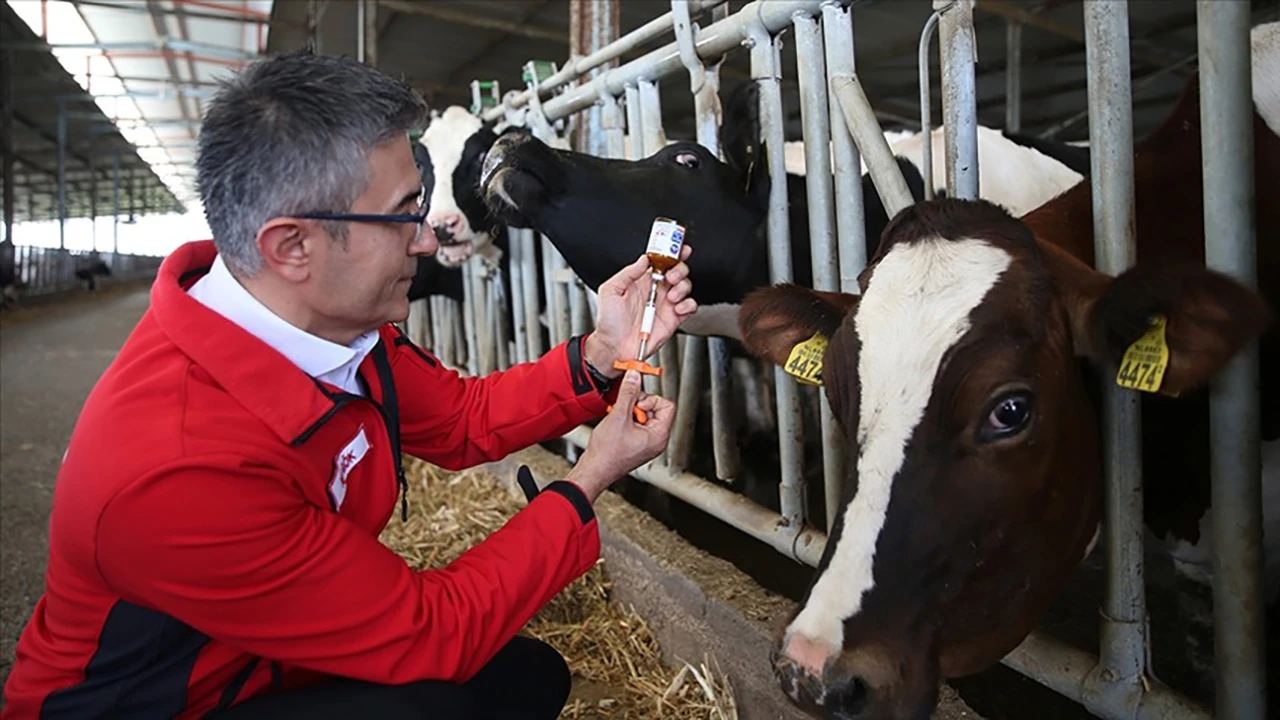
left=2, top=240, right=619, bottom=719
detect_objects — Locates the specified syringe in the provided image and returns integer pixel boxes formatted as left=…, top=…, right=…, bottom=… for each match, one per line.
left=608, top=217, right=687, bottom=424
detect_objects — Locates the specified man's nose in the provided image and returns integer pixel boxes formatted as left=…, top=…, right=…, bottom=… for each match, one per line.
left=411, top=222, right=439, bottom=256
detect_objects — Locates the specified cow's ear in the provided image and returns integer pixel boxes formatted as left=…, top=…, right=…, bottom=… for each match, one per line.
left=1051, top=243, right=1274, bottom=397
left=739, top=284, right=859, bottom=369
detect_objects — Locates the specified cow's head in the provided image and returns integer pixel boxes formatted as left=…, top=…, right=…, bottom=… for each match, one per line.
left=738, top=198, right=1271, bottom=720
left=415, top=106, right=499, bottom=267
left=478, top=127, right=773, bottom=304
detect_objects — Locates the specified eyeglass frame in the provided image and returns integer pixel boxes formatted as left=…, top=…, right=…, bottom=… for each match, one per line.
left=288, top=185, right=429, bottom=236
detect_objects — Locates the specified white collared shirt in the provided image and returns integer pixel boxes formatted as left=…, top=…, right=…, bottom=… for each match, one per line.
left=187, top=254, right=381, bottom=397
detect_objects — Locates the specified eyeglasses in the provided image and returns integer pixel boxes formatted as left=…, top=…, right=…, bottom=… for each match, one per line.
left=290, top=186, right=429, bottom=236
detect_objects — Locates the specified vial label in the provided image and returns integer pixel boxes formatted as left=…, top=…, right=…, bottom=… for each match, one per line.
left=645, top=218, right=685, bottom=261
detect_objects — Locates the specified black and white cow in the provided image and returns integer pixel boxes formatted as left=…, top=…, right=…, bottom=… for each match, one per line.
left=479, top=79, right=1091, bottom=343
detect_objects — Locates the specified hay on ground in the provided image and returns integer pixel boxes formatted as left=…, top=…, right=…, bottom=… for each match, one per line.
left=380, top=459, right=738, bottom=719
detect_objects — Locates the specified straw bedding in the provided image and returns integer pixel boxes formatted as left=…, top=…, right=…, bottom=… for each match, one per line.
left=380, top=458, right=739, bottom=719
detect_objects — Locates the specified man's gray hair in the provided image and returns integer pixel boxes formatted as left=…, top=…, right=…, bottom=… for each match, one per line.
left=196, top=49, right=429, bottom=276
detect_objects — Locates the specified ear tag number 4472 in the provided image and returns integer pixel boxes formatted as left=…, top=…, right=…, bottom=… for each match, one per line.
left=785, top=333, right=828, bottom=386
left=1116, top=314, right=1169, bottom=393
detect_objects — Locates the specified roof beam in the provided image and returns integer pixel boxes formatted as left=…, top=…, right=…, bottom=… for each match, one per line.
left=377, top=0, right=563, bottom=43
left=442, top=0, right=554, bottom=90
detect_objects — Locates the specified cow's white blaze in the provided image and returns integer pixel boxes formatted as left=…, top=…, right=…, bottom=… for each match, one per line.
left=782, top=236, right=1012, bottom=671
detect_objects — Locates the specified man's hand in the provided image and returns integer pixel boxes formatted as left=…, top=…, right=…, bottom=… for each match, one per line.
left=583, top=245, right=697, bottom=377
left=566, top=370, right=676, bottom=503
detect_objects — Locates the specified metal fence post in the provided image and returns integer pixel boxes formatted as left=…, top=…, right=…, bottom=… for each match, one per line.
left=748, top=17, right=806, bottom=527
left=794, top=8, right=845, bottom=531
left=1081, top=2, right=1147, bottom=716
left=823, top=1, right=867, bottom=287
left=934, top=0, right=978, bottom=199
left=1197, top=2, right=1266, bottom=717
left=1005, top=19, right=1022, bottom=132
left=672, top=0, right=738, bottom=480
left=57, top=100, right=66, bottom=250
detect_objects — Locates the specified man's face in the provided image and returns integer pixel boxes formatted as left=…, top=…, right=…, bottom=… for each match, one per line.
left=306, top=135, right=438, bottom=336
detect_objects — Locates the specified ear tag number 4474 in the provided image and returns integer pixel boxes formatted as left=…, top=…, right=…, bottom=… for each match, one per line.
left=1116, top=314, right=1169, bottom=393
left=785, top=333, right=828, bottom=386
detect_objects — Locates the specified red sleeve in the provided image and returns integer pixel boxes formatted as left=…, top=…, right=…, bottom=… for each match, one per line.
left=95, top=454, right=600, bottom=684
left=389, top=330, right=621, bottom=470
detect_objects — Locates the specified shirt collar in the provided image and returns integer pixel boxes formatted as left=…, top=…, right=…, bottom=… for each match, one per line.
left=186, top=253, right=380, bottom=384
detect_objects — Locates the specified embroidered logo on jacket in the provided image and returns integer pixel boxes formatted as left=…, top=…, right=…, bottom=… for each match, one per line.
left=329, top=427, right=370, bottom=511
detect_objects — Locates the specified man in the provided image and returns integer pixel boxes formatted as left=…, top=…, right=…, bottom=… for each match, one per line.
left=1, top=50, right=696, bottom=719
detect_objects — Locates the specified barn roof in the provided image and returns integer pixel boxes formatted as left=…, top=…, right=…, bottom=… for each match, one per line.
left=7, top=0, right=1277, bottom=232
left=265, top=0, right=1279, bottom=143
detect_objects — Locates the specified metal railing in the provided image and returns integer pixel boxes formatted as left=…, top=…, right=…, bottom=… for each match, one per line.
left=0, top=244, right=163, bottom=302
left=403, top=1, right=1266, bottom=718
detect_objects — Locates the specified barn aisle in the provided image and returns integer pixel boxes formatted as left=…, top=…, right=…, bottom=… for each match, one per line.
left=0, top=283, right=154, bottom=690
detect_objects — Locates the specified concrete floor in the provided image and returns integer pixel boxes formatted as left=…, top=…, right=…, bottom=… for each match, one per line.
left=0, top=282, right=153, bottom=692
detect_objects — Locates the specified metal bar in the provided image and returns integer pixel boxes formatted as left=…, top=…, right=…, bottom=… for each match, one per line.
left=830, top=75, right=915, bottom=216
left=824, top=1, right=868, bottom=288
left=57, top=101, right=65, bottom=250
left=520, top=230, right=542, bottom=361
left=2, top=47, right=13, bottom=246
left=935, top=0, right=978, bottom=199
left=564, top=426, right=826, bottom=566
left=748, top=18, right=805, bottom=526
left=461, top=260, right=479, bottom=375
left=89, top=154, right=97, bottom=249
left=624, top=84, right=643, bottom=159
left=636, top=78, right=667, bottom=394
left=356, top=0, right=366, bottom=63
left=1081, top=3, right=1148, bottom=716
left=1197, top=2, right=1266, bottom=717
left=509, top=229, right=529, bottom=365
left=671, top=0, right=733, bottom=479
left=796, top=8, right=845, bottom=532
left=666, top=335, right=706, bottom=473
left=1001, top=632, right=1212, bottom=720
left=600, top=91, right=626, bottom=160
left=525, top=0, right=851, bottom=125
left=363, top=0, right=378, bottom=67
left=1005, top=19, right=1022, bottom=132
left=479, top=0, right=729, bottom=123
left=306, top=0, right=325, bottom=53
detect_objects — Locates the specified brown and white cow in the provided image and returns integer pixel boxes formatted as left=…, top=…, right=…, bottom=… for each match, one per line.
left=737, top=22, right=1280, bottom=720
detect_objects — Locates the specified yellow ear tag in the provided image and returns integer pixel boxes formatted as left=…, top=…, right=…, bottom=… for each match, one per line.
left=785, top=333, right=828, bottom=386
left=1116, top=314, right=1169, bottom=393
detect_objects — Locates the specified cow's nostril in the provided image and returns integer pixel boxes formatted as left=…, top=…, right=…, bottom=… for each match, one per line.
left=826, top=676, right=872, bottom=718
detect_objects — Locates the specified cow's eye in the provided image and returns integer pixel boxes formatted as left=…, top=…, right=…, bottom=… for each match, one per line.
left=980, top=390, right=1034, bottom=442
left=674, top=151, right=700, bottom=168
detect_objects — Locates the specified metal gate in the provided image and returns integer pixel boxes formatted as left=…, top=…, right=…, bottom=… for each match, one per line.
left=406, top=1, right=1266, bottom=718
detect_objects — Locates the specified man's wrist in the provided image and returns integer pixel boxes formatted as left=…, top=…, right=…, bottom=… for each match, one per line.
left=582, top=333, right=622, bottom=380
left=565, top=466, right=605, bottom=504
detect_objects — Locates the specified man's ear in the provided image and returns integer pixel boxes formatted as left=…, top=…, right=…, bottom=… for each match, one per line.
left=1055, top=246, right=1274, bottom=396
left=255, top=218, right=316, bottom=284
left=739, top=283, right=859, bottom=368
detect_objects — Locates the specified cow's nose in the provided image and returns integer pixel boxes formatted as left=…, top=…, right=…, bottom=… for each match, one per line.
left=430, top=213, right=463, bottom=243
left=824, top=674, right=873, bottom=719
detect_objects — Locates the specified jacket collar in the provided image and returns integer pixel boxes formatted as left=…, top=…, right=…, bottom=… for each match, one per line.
left=151, top=240, right=384, bottom=445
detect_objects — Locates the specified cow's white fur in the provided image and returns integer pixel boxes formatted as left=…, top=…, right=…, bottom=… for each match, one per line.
left=782, top=236, right=1012, bottom=671
left=420, top=106, right=493, bottom=268
left=1253, top=20, right=1280, bottom=136
left=887, top=126, right=1084, bottom=218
